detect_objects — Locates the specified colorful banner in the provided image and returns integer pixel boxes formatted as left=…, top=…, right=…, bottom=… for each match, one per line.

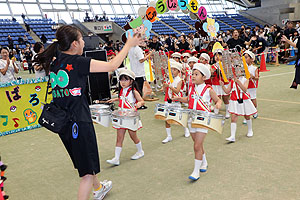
left=0, top=78, right=52, bottom=137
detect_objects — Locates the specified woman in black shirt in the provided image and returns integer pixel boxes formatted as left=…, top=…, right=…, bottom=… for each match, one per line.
left=282, top=35, right=300, bottom=89
left=35, top=25, right=142, bottom=200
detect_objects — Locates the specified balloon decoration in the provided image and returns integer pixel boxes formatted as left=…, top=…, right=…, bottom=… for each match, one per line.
left=120, top=1, right=220, bottom=44
left=156, top=0, right=167, bottom=14
left=178, top=0, right=188, bottom=10
left=167, top=0, right=178, bottom=11
left=189, top=0, right=198, bottom=13
left=146, top=7, right=158, bottom=23
left=198, top=6, right=207, bottom=20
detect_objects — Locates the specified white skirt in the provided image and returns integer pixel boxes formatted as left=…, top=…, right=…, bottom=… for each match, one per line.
left=228, top=99, right=257, bottom=116
left=212, top=85, right=230, bottom=96
left=248, top=88, right=257, bottom=99
left=113, top=120, right=143, bottom=131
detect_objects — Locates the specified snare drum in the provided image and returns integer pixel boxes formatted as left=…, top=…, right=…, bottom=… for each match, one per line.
left=191, top=110, right=225, bottom=134
left=111, top=110, right=142, bottom=131
left=89, top=104, right=111, bottom=127
left=154, top=103, right=168, bottom=120
left=166, top=108, right=190, bottom=127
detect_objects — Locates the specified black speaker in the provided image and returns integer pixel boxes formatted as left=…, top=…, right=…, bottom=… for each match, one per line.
left=84, top=50, right=111, bottom=105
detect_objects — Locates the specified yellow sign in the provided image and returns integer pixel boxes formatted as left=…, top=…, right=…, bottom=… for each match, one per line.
left=0, top=79, right=52, bottom=136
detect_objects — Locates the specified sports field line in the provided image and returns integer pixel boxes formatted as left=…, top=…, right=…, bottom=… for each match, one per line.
left=257, top=98, right=300, bottom=105
left=260, top=71, right=293, bottom=78
left=258, top=116, right=300, bottom=126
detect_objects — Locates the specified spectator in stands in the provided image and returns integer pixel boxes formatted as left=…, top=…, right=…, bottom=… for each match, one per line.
left=84, top=11, right=91, bottom=22
left=0, top=47, right=19, bottom=83
left=24, top=47, right=34, bottom=74
left=193, top=33, right=200, bottom=51
left=296, top=22, right=300, bottom=34
left=18, top=36, right=24, bottom=45
left=95, top=15, right=99, bottom=21
left=12, top=17, right=16, bottom=22
left=7, top=35, right=14, bottom=50
left=176, top=35, right=190, bottom=51
left=284, top=21, right=296, bottom=39
left=114, top=40, right=121, bottom=51
left=240, top=27, right=252, bottom=42
left=23, top=35, right=30, bottom=45
left=221, top=29, right=245, bottom=52
left=246, top=35, right=267, bottom=55
left=21, top=13, right=25, bottom=21
left=165, top=34, right=176, bottom=51
left=148, top=35, right=162, bottom=51
left=33, top=42, right=46, bottom=78
left=254, top=25, right=260, bottom=35
left=25, top=22, right=30, bottom=33
left=104, top=41, right=114, bottom=52
left=40, top=34, right=47, bottom=44
left=258, top=28, right=268, bottom=41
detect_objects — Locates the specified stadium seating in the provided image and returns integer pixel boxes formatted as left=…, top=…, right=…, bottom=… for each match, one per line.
left=160, top=16, right=195, bottom=35
left=0, top=19, right=33, bottom=49
left=228, top=14, right=261, bottom=28
left=24, top=18, right=56, bottom=42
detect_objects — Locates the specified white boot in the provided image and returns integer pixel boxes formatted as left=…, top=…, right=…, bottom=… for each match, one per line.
left=200, top=154, right=208, bottom=172
left=246, top=119, right=254, bottom=137
left=189, top=159, right=202, bottom=181
left=226, top=123, right=236, bottom=142
left=162, top=128, right=172, bottom=143
left=106, top=147, right=122, bottom=166
left=184, top=127, right=190, bottom=138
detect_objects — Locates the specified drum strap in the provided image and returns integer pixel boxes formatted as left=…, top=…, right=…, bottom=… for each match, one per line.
left=233, top=82, right=250, bottom=100
left=192, top=85, right=211, bottom=112
left=120, top=87, right=135, bottom=110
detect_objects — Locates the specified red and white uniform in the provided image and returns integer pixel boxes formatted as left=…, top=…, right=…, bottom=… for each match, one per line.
left=113, top=86, right=143, bottom=130
left=211, top=63, right=229, bottom=96
left=164, top=76, right=183, bottom=108
left=188, top=83, right=213, bottom=133
left=247, top=64, right=259, bottom=100
left=228, top=77, right=257, bottom=116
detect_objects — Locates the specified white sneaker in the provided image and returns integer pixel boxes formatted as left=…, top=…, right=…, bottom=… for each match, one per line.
left=188, top=172, right=200, bottom=181
left=243, top=119, right=247, bottom=124
left=184, top=130, right=190, bottom=138
left=225, top=112, right=230, bottom=119
left=162, top=136, right=172, bottom=144
left=131, top=151, right=144, bottom=160
left=200, top=162, right=208, bottom=173
left=226, top=136, right=235, bottom=142
left=93, top=180, right=112, bottom=200
left=106, top=158, right=120, bottom=166
left=247, top=131, right=254, bottom=137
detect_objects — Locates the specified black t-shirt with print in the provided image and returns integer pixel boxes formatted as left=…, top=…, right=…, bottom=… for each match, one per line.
left=50, top=52, right=92, bottom=122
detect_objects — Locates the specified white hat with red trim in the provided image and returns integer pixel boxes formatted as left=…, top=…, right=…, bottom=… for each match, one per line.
left=193, top=63, right=211, bottom=80
left=243, top=50, right=255, bottom=61
left=170, top=60, right=183, bottom=71
left=187, top=56, right=199, bottom=64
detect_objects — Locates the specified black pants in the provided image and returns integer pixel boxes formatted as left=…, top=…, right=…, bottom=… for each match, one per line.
left=136, top=77, right=145, bottom=96
left=28, top=64, right=35, bottom=74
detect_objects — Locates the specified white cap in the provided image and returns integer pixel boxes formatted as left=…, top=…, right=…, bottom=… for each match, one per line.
left=170, top=60, right=183, bottom=71
left=187, top=56, right=198, bottom=64
left=182, top=53, right=191, bottom=58
left=200, top=53, right=210, bottom=62
left=193, top=63, right=211, bottom=80
left=243, top=50, right=255, bottom=61
left=118, top=68, right=136, bottom=80
left=171, top=52, right=181, bottom=58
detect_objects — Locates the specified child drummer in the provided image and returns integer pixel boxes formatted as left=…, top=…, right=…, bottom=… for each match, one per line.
left=173, top=63, right=222, bottom=181
left=106, top=68, right=145, bottom=165
left=162, top=60, right=190, bottom=142
left=220, top=68, right=257, bottom=142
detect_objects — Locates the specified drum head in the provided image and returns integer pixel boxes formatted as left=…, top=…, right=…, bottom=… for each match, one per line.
left=90, top=104, right=111, bottom=115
